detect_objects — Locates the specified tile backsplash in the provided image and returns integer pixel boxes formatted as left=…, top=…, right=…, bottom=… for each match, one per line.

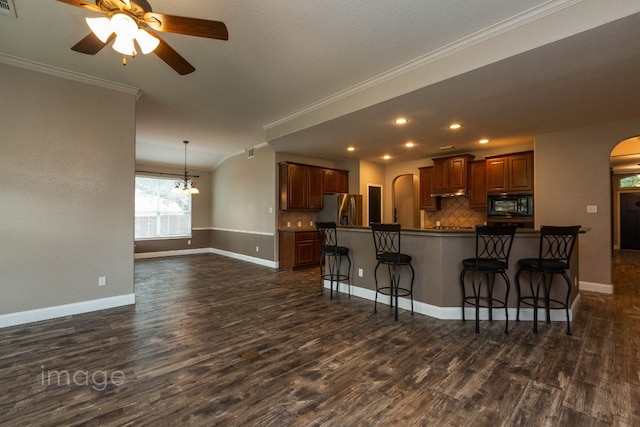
left=278, top=210, right=316, bottom=229
left=422, top=196, right=486, bottom=228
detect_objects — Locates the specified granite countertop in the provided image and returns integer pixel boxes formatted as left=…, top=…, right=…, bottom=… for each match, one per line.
left=334, top=225, right=588, bottom=234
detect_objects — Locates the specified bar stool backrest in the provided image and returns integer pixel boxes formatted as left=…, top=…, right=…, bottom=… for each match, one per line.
left=538, top=225, right=581, bottom=264
left=474, top=225, right=517, bottom=265
left=316, top=222, right=338, bottom=252
left=371, top=223, right=402, bottom=263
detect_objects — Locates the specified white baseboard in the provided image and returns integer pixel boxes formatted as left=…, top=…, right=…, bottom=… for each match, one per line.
left=134, top=248, right=211, bottom=259
left=323, top=281, right=576, bottom=322
left=209, top=248, right=278, bottom=268
left=0, top=294, right=135, bottom=329
left=579, top=280, right=613, bottom=294
left=135, top=247, right=279, bottom=269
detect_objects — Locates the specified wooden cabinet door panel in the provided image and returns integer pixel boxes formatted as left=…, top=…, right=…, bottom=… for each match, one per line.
left=508, top=153, right=533, bottom=192
left=432, top=159, right=447, bottom=192
left=307, top=166, right=324, bottom=209
left=419, top=167, right=440, bottom=210
left=486, top=157, right=508, bottom=193
left=287, top=164, right=308, bottom=209
left=469, top=160, right=487, bottom=209
left=296, top=240, right=317, bottom=265
left=323, top=169, right=337, bottom=193
left=448, top=156, right=467, bottom=190
left=335, top=170, right=349, bottom=194
left=322, top=169, right=349, bottom=194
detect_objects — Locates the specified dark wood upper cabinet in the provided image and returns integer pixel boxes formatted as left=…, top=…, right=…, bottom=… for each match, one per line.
left=468, top=160, right=487, bottom=209
left=279, top=162, right=324, bottom=210
left=486, top=151, right=533, bottom=193
left=307, top=166, right=324, bottom=209
left=431, top=154, right=475, bottom=194
left=418, top=166, right=441, bottom=210
left=279, top=162, right=350, bottom=210
left=323, top=168, right=349, bottom=194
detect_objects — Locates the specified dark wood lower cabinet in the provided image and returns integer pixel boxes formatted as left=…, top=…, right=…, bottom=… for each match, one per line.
left=279, top=230, right=321, bottom=270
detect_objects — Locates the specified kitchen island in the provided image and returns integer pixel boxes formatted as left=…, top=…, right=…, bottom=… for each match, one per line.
left=329, top=226, right=580, bottom=322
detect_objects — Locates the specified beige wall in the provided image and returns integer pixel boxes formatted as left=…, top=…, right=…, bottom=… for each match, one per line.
left=535, top=118, right=640, bottom=287
left=212, top=145, right=277, bottom=261
left=359, top=160, right=385, bottom=225
left=0, top=63, right=136, bottom=315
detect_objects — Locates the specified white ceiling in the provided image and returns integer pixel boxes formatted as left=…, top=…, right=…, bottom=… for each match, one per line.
left=1, top=0, right=640, bottom=170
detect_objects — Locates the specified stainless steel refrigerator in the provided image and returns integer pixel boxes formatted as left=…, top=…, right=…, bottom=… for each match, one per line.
left=317, top=194, right=363, bottom=226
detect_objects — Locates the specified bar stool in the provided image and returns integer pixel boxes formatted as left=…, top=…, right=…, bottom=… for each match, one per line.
left=460, top=225, right=517, bottom=333
left=370, top=223, right=414, bottom=320
left=515, top=225, right=580, bottom=335
left=316, top=222, right=351, bottom=299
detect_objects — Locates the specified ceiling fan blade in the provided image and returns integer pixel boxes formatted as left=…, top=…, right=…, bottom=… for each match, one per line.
left=71, top=32, right=115, bottom=55
left=144, top=12, right=228, bottom=40
left=56, top=0, right=102, bottom=13
left=153, top=35, right=196, bottom=75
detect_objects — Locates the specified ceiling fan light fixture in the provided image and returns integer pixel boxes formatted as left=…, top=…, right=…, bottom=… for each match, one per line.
left=111, top=13, right=138, bottom=39
left=86, top=17, right=113, bottom=43
left=110, top=13, right=138, bottom=56
left=135, top=29, right=159, bottom=54
left=112, top=34, right=137, bottom=56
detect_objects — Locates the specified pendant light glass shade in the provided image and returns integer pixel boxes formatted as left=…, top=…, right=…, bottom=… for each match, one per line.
left=135, top=28, right=160, bottom=54
left=86, top=17, right=113, bottom=42
left=112, top=34, right=137, bottom=56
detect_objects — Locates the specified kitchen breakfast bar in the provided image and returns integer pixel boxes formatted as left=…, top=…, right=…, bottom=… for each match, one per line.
left=328, top=226, right=581, bottom=324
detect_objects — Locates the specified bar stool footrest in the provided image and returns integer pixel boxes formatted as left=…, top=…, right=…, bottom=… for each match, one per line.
left=463, top=296, right=507, bottom=309
left=376, top=286, right=412, bottom=298
left=519, top=296, right=568, bottom=310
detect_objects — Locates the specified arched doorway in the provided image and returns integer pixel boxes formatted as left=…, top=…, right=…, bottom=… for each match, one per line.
left=392, top=174, right=419, bottom=227
left=610, top=135, right=640, bottom=250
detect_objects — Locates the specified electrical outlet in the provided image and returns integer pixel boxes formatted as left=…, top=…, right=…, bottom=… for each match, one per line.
left=256, top=246, right=259, bottom=252
left=269, top=207, right=273, bottom=214
left=98, top=276, right=106, bottom=286
left=297, top=221, right=302, bottom=227
left=587, top=205, right=597, bottom=213
left=358, top=268, right=363, bottom=277
left=309, top=221, right=313, bottom=227
left=187, top=240, right=191, bottom=245
left=287, top=221, right=291, bottom=227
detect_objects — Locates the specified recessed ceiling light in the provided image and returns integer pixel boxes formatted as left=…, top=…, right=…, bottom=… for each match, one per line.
left=383, top=154, right=391, bottom=160
left=347, top=146, right=355, bottom=152
left=478, top=139, right=489, bottom=144
left=404, top=142, right=416, bottom=148
left=449, top=123, right=462, bottom=130
left=394, top=118, right=408, bottom=125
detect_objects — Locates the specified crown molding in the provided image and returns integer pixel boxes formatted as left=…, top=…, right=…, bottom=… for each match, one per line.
left=263, top=0, right=583, bottom=132
left=0, top=53, right=143, bottom=99
left=212, top=142, right=270, bottom=170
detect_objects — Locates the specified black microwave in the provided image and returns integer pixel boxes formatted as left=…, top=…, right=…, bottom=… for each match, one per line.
left=487, top=194, right=533, bottom=218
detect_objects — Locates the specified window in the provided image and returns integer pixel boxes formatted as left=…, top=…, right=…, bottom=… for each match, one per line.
left=619, top=175, right=640, bottom=188
left=135, top=176, right=192, bottom=239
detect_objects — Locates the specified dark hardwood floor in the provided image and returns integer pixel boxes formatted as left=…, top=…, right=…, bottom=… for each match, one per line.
left=1, top=251, right=639, bottom=426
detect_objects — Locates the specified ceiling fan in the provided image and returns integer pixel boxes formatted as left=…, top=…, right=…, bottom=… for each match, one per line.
left=56, top=0, right=228, bottom=75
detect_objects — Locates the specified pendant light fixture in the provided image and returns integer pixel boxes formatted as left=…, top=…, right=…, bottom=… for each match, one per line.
left=173, top=141, right=199, bottom=195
